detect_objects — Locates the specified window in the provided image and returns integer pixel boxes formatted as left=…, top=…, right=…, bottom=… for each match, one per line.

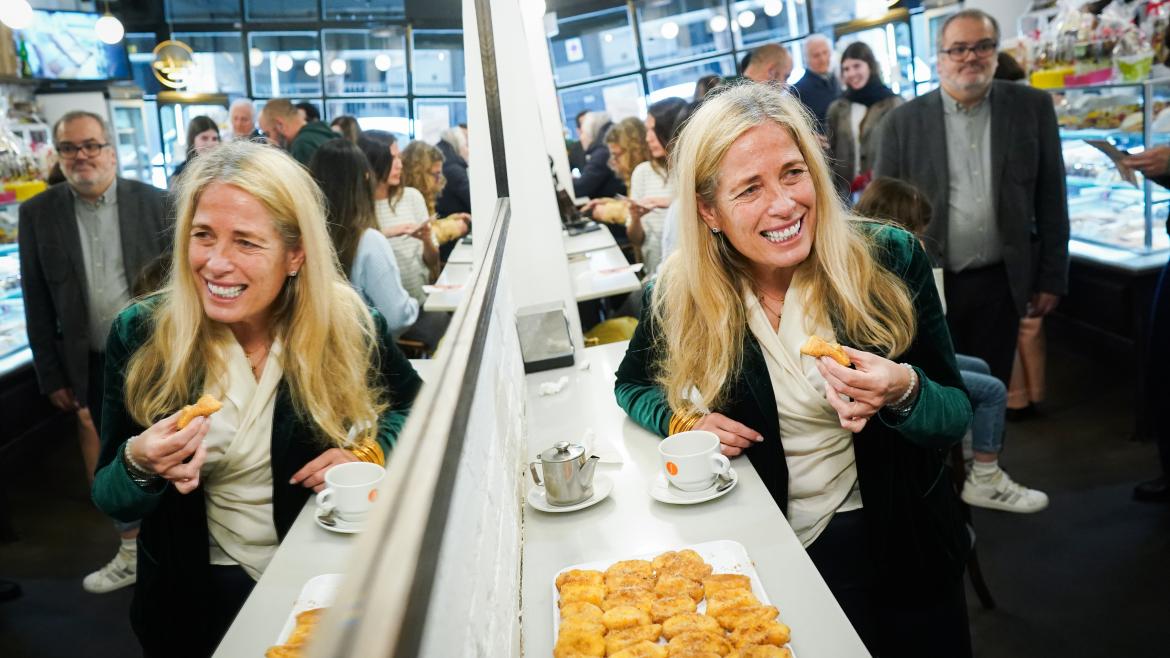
left=173, top=32, right=246, bottom=96
left=731, top=0, right=810, bottom=50
left=812, top=0, right=895, bottom=31
left=647, top=55, right=735, bottom=103
left=412, top=30, right=467, bottom=95
left=637, top=0, right=733, bottom=69
left=558, top=75, right=646, bottom=140
left=323, top=29, right=408, bottom=97
left=166, top=0, right=240, bottom=23
left=548, top=7, right=639, bottom=86
left=413, top=99, right=468, bottom=144
left=325, top=99, right=410, bottom=143
left=125, top=33, right=162, bottom=97
left=248, top=32, right=323, bottom=98
left=323, top=0, right=405, bottom=21
left=246, top=0, right=317, bottom=22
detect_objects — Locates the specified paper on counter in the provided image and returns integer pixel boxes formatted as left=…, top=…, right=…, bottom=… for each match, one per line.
left=423, top=283, right=464, bottom=294
left=538, top=376, right=569, bottom=396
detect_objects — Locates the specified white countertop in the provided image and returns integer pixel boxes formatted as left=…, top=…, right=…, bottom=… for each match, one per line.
left=422, top=262, right=473, bottom=313
left=521, top=342, right=869, bottom=658
left=562, top=224, right=617, bottom=255
left=447, top=240, right=474, bottom=264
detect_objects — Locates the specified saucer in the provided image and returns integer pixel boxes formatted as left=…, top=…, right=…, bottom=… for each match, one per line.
left=314, top=509, right=366, bottom=534
left=527, top=475, right=613, bottom=513
left=650, top=468, right=738, bottom=505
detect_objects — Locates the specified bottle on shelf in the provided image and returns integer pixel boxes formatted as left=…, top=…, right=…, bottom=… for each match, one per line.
left=18, top=38, right=33, bottom=79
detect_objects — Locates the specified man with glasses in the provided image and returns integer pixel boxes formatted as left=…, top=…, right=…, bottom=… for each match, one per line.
left=875, top=9, right=1067, bottom=513
left=18, top=111, right=170, bottom=592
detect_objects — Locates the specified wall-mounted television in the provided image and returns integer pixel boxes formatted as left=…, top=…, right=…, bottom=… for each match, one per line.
left=16, top=10, right=131, bottom=82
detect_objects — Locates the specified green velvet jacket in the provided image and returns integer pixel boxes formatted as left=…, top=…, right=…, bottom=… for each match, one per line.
left=91, top=297, right=422, bottom=656
left=615, top=223, right=973, bottom=599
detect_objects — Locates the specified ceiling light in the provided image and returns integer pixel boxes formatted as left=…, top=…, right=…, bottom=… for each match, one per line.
left=0, top=0, right=34, bottom=30
left=709, top=15, right=729, bottom=33
left=737, top=10, right=756, bottom=28
left=330, top=58, right=347, bottom=75
left=304, top=59, right=320, bottom=77
left=275, top=54, right=294, bottom=72
left=250, top=48, right=264, bottom=67
left=374, top=54, right=392, bottom=71
left=763, top=0, right=784, bottom=17
left=603, top=33, right=613, bottom=43
left=95, top=2, right=124, bottom=45
left=660, top=21, right=679, bottom=40
left=437, top=52, right=446, bottom=62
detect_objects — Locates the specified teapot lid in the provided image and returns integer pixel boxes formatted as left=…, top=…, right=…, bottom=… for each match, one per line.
left=539, top=441, right=584, bottom=463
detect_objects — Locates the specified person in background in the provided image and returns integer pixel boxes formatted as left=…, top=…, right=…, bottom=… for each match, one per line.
left=172, top=116, right=221, bottom=180
left=330, top=115, right=362, bottom=144
left=361, top=132, right=438, bottom=306
left=575, top=111, right=626, bottom=199
left=614, top=84, right=973, bottom=656
left=309, top=139, right=419, bottom=335
left=627, top=98, right=687, bottom=275
left=693, top=74, right=722, bottom=102
left=258, top=99, right=336, bottom=165
left=1123, top=144, right=1170, bottom=502
left=91, top=141, right=421, bottom=656
left=826, top=41, right=903, bottom=200
left=228, top=99, right=261, bottom=142
left=658, top=101, right=701, bottom=264
left=19, top=110, right=171, bottom=594
left=875, top=8, right=1069, bottom=386
left=856, top=176, right=1049, bottom=513
left=400, top=141, right=448, bottom=219
left=567, top=109, right=589, bottom=173
left=295, top=101, right=321, bottom=123
left=742, top=43, right=793, bottom=84
left=996, top=51, right=1027, bottom=81
left=792, top=34, right=840, bottom=133
left=435, top=126, right=471, bottom=217
left=603, top=117, right=651, bottom=192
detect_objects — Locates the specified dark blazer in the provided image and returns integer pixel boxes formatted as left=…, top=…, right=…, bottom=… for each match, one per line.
left=435, top=139, right=471, bottom=217
left=792, top=71, right=841, bottom=132
left=92, top=299, right=422, bottom=657
left=18, top=178, right=170, bottom=399
left=574, top=126, right=626, bottom=199
left=873, top=81, right=1070, bottom=316
left=614, top=224, right=973, bottom=601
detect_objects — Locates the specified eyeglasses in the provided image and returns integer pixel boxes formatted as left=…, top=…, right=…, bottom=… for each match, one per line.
left=939, top=39, right=997, bottom=62
left=56, top=142, right=112, bottom=159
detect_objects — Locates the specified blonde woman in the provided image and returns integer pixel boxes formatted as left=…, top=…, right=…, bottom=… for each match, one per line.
left=400, top=140, right=447, bottom=217
left=614, top=84, right=973, bottom=657
left=603, top=117, right=651, bottom=190
left=91, top=141, right=422, bottom=657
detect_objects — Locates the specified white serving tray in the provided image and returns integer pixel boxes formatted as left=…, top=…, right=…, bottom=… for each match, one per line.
left=274, top=573, right=343, bottom=645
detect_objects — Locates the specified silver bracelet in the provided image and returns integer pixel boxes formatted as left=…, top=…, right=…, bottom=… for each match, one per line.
left=887, top=363, right=918, bottom=414
left=122, top=436, right=160, bottom=484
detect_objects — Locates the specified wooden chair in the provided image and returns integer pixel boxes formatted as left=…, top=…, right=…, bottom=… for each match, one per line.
left=949, top=442, right=996, bottom=610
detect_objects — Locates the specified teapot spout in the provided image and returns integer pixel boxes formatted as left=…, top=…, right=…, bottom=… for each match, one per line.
left=578, top=455, right=600, bottom=487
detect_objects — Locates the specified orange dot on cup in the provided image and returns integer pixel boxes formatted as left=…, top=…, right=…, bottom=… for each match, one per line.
left=368, top=489, right=378, bottom=503
left=666, top=462, right=678, bottom=476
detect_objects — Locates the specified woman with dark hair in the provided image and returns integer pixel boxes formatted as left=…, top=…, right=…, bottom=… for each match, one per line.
left=309, top=139, right=418, bottom=335
left=172, top=115, right=221, bottom=180
left=825, top=41, right=903, bottom=200
left=627, top=97, right=689, bottom=275
left=693, top=74, right=722, bottom=102
left=330, top=115, right=362, bottom=143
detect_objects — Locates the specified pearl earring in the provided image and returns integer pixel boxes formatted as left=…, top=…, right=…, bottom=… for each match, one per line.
left=288, top=270, right=298, bottom=277
left=710, top=227, right=721, bottom=234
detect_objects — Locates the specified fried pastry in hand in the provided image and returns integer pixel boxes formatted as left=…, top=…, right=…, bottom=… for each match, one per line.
left=554, top=628, right=606, bottom=657
left=604, top=624, right=662, bottom=655
left=728, top=646, right=792, bottom=658
left=667, top=631, right=731, bottom=656
left=654, top=575, right=704, bottom=602
left=728, top=620, right=790, bottom=649
left=560, top=582, right=605, bottom=608
left=651, top=595, right=697, bottom=623
left=177, top=394, right=222, bottom=429
left=662, top=612, right=722, bottom=640
left=602, top=587, right=655, bottom=612
left=558, top=569, right=605, bottom=591
left=799, top=335, right=851, bottom=367
left=606, top=560, right=655, bottom=580
left=603, top=605, right=652, bottom=631
left=609, top=640, right=668, bottom=658
left=701, top=574, right=752, bottom=600
left=704, top=588, right=759, bottom=618
left=562, top=601, right=605, bottom=622
left=710, top=605, right=779, bottom=632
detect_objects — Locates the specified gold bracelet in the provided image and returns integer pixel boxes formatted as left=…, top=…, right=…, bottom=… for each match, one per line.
left=349, top=440, right=385, bottom=465
left=669, top=412, right=702, bottom=435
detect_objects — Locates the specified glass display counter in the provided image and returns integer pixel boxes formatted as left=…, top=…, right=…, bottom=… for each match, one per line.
left=1048, top=79, right=1170, bottom=267
left=0, top=200, right=29, bottom=376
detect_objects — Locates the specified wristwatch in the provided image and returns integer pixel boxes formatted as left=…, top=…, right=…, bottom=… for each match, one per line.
left=122, top=438, right=163, bottom=490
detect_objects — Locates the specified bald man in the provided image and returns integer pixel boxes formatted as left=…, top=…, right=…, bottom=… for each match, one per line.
left=742, top=43, right=793, bottom=84
left=257, top=98, right=335, bottom=164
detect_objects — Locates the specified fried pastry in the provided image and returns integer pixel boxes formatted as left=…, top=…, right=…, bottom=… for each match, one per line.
left=604, top=624, right=662, bottom=655
left=558, top=569, right=605, bottom=590
left=609, top=640, right=668, bottom=658
left=654, top=574, right=704, bottom=602
left=652, top=550, right=713, bottom=581
left=669, top=653, right=723, bottom=658
left=728, top=646, right=792, bottom=658
left=265, top=608, right=324, bottom=658
left=728, top=620, right=790, bottom=649
left=666, top=630, right=731, bottom=656
left=710, top=605, right=779, bottom=632
left=651, top=594, right=697, bottom=623
left=560, top=617, right=607, bottom=638
left=701, top=574, right=752, bottom=600
left=799, top=335, right=851, bottom=367
left=602, top=587, right=655, bottom=612
left=602, top=605, right=652, bottom=631
left=705, top=588, right=759, bottom=618
left=561, top=601, right=605, bottom=622
left=606, top=559, right=655, bottom=580
left=560, top=582, right=606, bottom=608
left=176, top=394, right=222, bottom=429
left=554, top=628, right=606, bottom=657
left=606, top=572, right=655, bottom=592
left=662, top=612, right=722, bottom=640
left=592, top=199, right=629, bottom=225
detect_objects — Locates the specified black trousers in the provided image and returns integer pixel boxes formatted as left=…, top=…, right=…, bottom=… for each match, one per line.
left=1149, top=258, right=1170, bottom=477
left=807, top=510, right=972, bottom=658
left=141, top=564, right=255, bottom=658
left=944, top=264, right=1021, bottom=386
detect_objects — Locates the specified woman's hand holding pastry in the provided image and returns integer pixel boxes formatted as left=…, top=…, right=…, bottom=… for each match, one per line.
left=132, top=412, right=211, bottom=493
left=290, top=448, right=359, bottom=492
left=815, top=346, right=914, bottom=432
left=692, top=413, right=764, bottom=457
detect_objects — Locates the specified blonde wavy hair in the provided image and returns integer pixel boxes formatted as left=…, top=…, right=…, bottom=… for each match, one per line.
left=653, top=83, right=916, bottom=414
left=604, top=117, right=651, bottom=188
left=400, top=140, right=445, bottom=216
left=124, top=140, right=387, bottom=448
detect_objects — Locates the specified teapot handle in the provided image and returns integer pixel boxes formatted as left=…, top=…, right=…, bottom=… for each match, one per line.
left=528, top=461, right=543, bottom=486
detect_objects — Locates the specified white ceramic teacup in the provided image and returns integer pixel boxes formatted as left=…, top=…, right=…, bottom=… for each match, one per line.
left=315, top=461, right=385, bottom=523
left=659, top=430, right=731, bottom=492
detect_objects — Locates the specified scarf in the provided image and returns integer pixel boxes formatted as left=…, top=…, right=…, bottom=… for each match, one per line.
left=844, top=77, right=896, bottom=107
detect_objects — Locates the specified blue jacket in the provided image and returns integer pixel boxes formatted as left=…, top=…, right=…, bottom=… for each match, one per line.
left=793, top=71, right=841, bottom=132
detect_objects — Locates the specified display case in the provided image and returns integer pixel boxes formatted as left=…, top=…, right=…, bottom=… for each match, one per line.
left=0, top=200, right=29, bottom=377
left=1049, top=79, right=1170, bottom=266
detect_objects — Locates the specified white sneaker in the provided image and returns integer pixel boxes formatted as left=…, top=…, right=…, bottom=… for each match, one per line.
left=82, top=546, right=137, bottom=593
left=961, top=469, right=1049, bottom=513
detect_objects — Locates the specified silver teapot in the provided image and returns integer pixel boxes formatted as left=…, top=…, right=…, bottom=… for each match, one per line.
left=529, top=441, right=600, bottom=506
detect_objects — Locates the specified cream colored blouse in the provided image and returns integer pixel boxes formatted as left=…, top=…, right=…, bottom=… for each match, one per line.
left=201, top=339, right=283, bottom=580
left=744, top=280, right=862, bottom=547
